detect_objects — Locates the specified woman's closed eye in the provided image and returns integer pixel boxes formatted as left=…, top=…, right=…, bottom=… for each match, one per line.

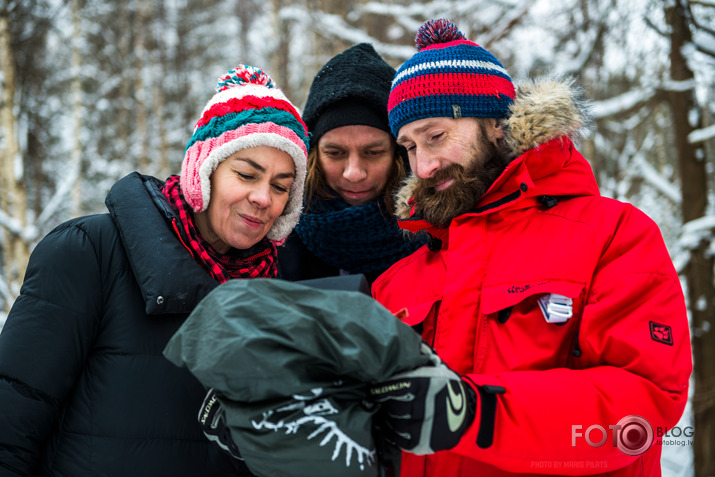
left=271, top=183, right=290, bottom=194
left=321, top=149, right=345, bottom=158
left=236, top=170, right=257, bottom=181
left=364, top=149, right=388, bottom=157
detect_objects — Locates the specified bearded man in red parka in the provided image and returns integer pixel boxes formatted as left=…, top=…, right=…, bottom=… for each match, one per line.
left=369, top=18, right=692, bottom=477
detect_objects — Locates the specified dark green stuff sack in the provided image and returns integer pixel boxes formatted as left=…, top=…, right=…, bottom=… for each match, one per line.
left=163, top=278, right=428, bottom=477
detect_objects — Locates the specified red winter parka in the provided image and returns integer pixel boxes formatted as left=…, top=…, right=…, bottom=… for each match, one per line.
left=371, top=79, right=691, bottom=477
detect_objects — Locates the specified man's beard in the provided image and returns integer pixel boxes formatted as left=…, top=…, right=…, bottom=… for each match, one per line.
left=411, top=135, right=510, bottom=228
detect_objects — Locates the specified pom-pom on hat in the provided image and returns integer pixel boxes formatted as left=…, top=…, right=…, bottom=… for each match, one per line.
left=388, top=18, right=516, bottom=137
left=302, top=43, right=396, bottom=146
left=181, top=65, right=310, bottom=242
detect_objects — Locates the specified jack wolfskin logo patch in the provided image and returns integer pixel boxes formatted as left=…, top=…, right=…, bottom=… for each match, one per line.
left=649, top=321, right=673, bottom=346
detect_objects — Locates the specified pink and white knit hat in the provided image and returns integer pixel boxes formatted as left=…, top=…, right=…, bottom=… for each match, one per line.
left=180, top=65, right=310, bottom=242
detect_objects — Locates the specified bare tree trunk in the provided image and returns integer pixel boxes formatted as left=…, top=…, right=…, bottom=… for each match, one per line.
left=153, top=0, right=169, bottom=178
left=316, top=0, right=353, bottom=57
left=300, top=0, right=355, bottom=105
left=0, top=11, right=12, bottom=290
left=0, top=11, right=30, bottom=307
left=236, top=0, right=259, bottom=65
left=118, top=2, right=133, bottom=161
left=353, top=0, right=389, bottom=46
left=135, top=0, right=149, bottom=172
left=270, top=0, right=292, bottom=100
left=666, top=4, right=715, bottom=476
left=71, top=0, right=84, bottom=216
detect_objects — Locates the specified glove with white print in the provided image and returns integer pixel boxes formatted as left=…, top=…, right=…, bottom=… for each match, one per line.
left=198, top=388, right=243, bottom=460
left=369, top=344, right=477, bottom=455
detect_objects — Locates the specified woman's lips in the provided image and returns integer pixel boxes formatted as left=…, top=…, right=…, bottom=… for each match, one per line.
left=340, top=188, right=372, bottom=200
left=240, top=214, right=263, bottom=229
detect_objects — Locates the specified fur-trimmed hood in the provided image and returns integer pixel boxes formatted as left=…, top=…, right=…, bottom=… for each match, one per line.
left=394, top=77, right=593, bottom=220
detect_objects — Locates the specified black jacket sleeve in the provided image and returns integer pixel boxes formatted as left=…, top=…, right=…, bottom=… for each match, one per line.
left=0, top=220, right=103, bottom=476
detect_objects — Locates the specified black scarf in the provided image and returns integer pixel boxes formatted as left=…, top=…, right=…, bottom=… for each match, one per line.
left=295, top=197, right=426, bottom=275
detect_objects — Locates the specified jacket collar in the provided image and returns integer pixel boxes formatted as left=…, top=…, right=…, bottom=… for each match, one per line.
left=106, top=172, right=218, bottom=315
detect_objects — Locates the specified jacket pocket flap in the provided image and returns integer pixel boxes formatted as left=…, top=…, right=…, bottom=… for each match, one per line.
left=398, top=298, right=441, bottom=327
left=481, top=280, right=585, bottom=315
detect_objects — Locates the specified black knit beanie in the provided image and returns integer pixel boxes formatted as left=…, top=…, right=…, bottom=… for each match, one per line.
left=303, top=43, right=396, bottom=146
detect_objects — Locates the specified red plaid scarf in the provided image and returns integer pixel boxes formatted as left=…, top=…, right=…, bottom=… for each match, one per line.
left=162, top=175, right=277, bottom=283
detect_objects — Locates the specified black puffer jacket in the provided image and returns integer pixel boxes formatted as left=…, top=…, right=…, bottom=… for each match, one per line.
left=0, top=173, right=246, bottom=476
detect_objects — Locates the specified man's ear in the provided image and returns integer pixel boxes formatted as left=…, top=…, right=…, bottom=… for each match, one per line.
left=488, top=118, right=505, bottom=140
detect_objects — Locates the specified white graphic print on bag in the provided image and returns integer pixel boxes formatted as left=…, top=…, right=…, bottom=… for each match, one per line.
left=251, top=388, right=376, bottom=470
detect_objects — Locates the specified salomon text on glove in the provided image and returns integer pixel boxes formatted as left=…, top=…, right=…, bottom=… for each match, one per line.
left=198, top=388, right=243, bottom=460
left=370, top=345, right=477, bottom=455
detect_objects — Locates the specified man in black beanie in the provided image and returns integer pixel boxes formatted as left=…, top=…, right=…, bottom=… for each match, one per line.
left=278, top=43, right=426, bottom=284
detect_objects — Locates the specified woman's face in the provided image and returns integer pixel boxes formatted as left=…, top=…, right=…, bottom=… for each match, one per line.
left=317, top=125, right=395, bottom=206
left=195, top=146, right=295, bottom=253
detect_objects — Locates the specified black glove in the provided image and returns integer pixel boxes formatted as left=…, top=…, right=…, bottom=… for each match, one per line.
left=198, top=388, right=243, bottom=460
left=370, top=344, right=477, bottom=455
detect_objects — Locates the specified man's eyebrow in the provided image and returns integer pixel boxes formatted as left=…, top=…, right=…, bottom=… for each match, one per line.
left=397, top=122, right=439, bottom=144
left=236, top=157, right=295, bottom=179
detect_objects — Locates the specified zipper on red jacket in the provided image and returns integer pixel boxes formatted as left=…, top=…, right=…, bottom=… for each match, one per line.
left=538, top=195, right=559, bottom=209
left=427, top=234, right=442, bottom=251
left=565, top=324, right=583, bottom=370
left=572, top=330, right=582, bottom=358
left=497, top=307, right=512, bottom=323
left=471, top=182, right=527, bottom=214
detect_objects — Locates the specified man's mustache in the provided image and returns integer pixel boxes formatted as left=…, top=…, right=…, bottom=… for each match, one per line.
left=418, top=163, right=475, bottom=189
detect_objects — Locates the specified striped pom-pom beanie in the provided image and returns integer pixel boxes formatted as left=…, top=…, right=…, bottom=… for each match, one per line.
left=181, top=65, right=310, bottom=242
left=388, top=18, right=516, bottom=137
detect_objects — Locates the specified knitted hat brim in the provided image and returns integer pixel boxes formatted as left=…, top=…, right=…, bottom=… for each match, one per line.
left=309, top=98, right=391, bottom=146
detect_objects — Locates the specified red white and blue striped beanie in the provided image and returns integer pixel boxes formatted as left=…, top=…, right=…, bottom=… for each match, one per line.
left=180, top=65, right=310, bottom=242
left=388, top=19, right=516, bottom=137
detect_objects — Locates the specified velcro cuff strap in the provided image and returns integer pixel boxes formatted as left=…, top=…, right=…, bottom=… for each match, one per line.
left=475, top=385, right=505, bottom=449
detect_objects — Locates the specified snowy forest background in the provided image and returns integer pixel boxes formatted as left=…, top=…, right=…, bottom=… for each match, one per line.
left=1, top=0, right=714, bottom=475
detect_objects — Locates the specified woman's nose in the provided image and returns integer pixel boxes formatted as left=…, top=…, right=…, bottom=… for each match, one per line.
left=249, top=182, right=271, bottom=208
left=343, top=155, right=367, bottom=182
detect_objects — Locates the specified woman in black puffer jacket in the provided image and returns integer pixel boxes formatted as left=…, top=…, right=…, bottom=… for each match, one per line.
left=0, top=65, right=308, bottom=477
